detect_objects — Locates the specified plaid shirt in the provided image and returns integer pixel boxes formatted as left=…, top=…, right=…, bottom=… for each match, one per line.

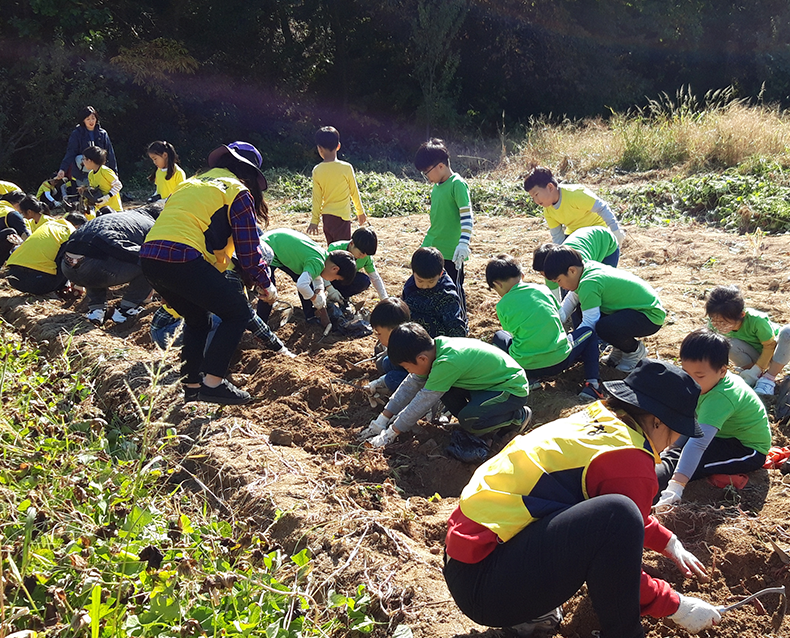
left=140, top=191, right=271, bottom=289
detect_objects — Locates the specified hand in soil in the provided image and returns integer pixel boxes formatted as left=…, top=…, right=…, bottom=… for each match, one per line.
left=663, top=535, right=710, bottom=581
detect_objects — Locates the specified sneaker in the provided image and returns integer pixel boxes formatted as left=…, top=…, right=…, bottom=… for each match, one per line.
left=528, top=380, right=542, bottom=391
left=86, top=308, right=106, bottom=326
left=578, top=381, right=606, bottom=402
left=184, top=385, right=200, bottom=403
left=616, top=341, right=648, bottom=373
left=197, top=379, right=251, bottom=405
left=510, top=607, right=563, bottom=636
left=111, top=305, right=144, bottom=324
left=515, top=406, right=533, bottom=434
left=754, top=377, right=776, bottom=396
left=601, top=346, right=624, bottom=368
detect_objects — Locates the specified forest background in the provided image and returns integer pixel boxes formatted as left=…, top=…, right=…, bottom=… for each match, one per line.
left=4, top=0, right=790, bottom=190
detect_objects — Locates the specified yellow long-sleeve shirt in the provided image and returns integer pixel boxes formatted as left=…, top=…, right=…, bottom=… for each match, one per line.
left=310, top=160, right=364, bottom=224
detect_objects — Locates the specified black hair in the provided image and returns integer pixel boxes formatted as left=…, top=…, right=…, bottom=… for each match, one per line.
left=414, top=138, right=450, bottom=172
left=77, top=106, right=98, bottom=127
left=211, top=155, right=269, bottom=227
left=0, top=191, right=25, bottom=205
left=82, top=146, right=108, bottom=166
left=410, top=246, right=444, bottom=279
left=523, top=166, right=558, bottom=191
left=147, top=140, right=180, bottom=181
left=315, top=126, right=340, bottom=150
left=485, top=254, right=522, bottom=288
left=65, top=212, right=87, bottom=227
left=387, top=322, right=435, bottom=366
left=350, top=227, right=377, bottom=255
left=19, top=195, right=45, bottom=215
left=327, top=250, right=357, bottom=285
left=705, top=285, right=745, bottom=321
left=532, top=243, right=557, bottom=272
left=370, top=297, right=410, bottom=329
left=542, top=245, right=583, bottom=281
left=680, top=328, right=729, bottom=370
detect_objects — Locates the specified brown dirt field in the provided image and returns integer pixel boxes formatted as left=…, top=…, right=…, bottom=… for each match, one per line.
left=2, top=206, right=790, bottom=638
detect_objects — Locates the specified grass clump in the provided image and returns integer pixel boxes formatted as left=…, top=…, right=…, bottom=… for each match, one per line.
left=0, top=323, right=357, bottom=637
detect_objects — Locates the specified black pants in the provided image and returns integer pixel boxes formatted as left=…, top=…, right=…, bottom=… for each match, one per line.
left=141, top=258, right=252, bottom=382
left=441, top=387, right=528, bottom=435
left=7, top=264, right=67, bottom=295
left=444, top=259, right=466, bottom=314
left=596, top=309, right=661, bottom=353
left=443, top=494, right=645, bottom=638
left=62, top=255, right=151, bottom=310
left=655, top=438, right=767, bottom=496
left=257, top=265, right=316, bottom=321
left=331, top=271, right=370, bottom=299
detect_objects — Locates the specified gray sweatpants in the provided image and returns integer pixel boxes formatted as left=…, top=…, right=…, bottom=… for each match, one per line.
left=729, top=325, right=790, bottom=369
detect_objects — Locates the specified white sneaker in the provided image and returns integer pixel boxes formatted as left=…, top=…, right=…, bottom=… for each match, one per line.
left=111, top=305, right=143, bottom=323
left=754, top=377, right=776, bottom=396
left=86, top=308, right=106, bottom=326
left=510, top=606, right=563, bottom=636
left=601, top=346, right=624, bottom=367
left=616, top=341, right=648, bottom=372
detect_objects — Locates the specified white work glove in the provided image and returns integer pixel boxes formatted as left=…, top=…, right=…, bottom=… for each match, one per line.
left=325, top=285, right=344, bottom=304
left=357, top=413, right=391, bottom=441
left=452, top=243, right=470, bottom=270
left=738, top=364, right=762, bottom=387
left=612, top=227, right=626, bottom=245
left=258, top=283, right=277, bottom=304
left=368, top=426, right=398, bottom=448
left=364, top=376, right=388, bottom=396
left=654, top=479, right=685, bottom=514
left=669, top=595, right=721, bottom=634
left=312, top=290, right=327, bottom=310
left=96, top=195, right=109, bottom=205
left=662, top=534, right=708, bottom=580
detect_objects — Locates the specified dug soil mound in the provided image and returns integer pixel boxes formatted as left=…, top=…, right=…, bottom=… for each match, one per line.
left=2, top=209, right=790, bottom=637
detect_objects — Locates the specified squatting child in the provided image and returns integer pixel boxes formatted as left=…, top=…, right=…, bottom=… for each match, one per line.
left=706, top=284, right=790, bottom=396
left=532, top=226, right=620, bottom=302
left=486, top=254, right=602, bottom=400
left=326, top=226, right=387, bottom=303
left=364, top=297, right=411, bottom=398
left=256, top=228, right=356, bottom=323
left=543, top=245, right=665, bottom=372
left=359, top=322, right=530, bottom=449
left=402, top=247, right=467, bottom=338
left=524, top=166, right=624, bottom=246
left=655, top=328, right=771, bottom=511
left=308, top=126, right=366, bottom=244
left=82, top=146, right=123, bottom=213
left=413, top=138, right=473, bottom=311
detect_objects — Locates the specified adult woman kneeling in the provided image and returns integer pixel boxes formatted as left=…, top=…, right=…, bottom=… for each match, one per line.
left=140, top=142, right=276, bottom=405
left=443, top=360, right=722, bottom=637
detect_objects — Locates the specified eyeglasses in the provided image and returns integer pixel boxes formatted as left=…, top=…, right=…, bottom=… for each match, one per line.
left=421, top=164, right=438, bottom=178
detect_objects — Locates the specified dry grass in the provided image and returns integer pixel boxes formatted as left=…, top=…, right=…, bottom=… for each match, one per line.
left=495, top=100, right=790, bottom=181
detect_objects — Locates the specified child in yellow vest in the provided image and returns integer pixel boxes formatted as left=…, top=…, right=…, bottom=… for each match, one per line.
left=147, top=140, right=186, bottom=202
left=82, top=146, right=123, bottom=212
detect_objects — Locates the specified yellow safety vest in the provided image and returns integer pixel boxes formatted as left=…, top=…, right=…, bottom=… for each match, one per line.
left=460, top=401, right=657, bottom=542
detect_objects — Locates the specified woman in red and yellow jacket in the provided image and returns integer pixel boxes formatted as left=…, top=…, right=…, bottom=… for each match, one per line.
left=444, top=360, right=722, bottom=637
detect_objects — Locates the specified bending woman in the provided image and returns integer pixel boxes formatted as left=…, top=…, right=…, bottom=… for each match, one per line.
left=444, top=360, right=722, bottom=637
left=140, top=141, right=276, bottom=406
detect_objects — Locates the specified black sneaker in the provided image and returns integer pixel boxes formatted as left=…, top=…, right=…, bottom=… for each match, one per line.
left=197, top=379, right=251, bottom=405
left=183, top=386, right=200, bottom=403
left=514, top=406, right=533, bottom=434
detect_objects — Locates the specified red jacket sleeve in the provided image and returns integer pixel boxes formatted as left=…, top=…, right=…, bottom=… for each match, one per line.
left=587, top=448, right=679, bottom=617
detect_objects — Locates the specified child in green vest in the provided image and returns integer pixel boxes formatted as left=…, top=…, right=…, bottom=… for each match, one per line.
left=655, top=328, right=771, bottom=511
left=360, top=322, right=530, bottom=449
left=705, top=284, right=790, bottom=396
left=543, top=245, right=665, bottom=372
left=487, top=254, right=602, bottom=400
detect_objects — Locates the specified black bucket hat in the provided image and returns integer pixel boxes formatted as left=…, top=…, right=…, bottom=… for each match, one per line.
left=604, top=359, right=703, bottom=438
left=207, top=141, right=268, bottom=191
